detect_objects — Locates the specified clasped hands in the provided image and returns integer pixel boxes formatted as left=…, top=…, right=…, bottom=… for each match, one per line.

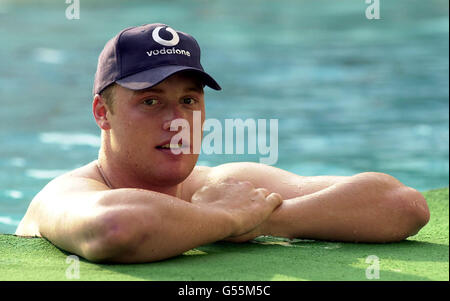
left=191, top=177, right=283, bottom=243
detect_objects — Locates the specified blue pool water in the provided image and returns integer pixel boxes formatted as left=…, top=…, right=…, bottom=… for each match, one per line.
left=0, top=0, right=448, bottom=233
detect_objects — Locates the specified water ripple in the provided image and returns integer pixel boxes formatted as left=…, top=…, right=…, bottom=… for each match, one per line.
left=0, top=216, right=20, bottom=226
left=39, top=132, right=100, bottom=148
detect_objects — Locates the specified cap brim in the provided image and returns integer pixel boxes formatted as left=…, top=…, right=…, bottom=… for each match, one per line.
left=115, top=65, right=221, bottom=91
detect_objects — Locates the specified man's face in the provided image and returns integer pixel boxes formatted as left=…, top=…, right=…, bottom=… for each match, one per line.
left=105, top=72, right=205, bottom=187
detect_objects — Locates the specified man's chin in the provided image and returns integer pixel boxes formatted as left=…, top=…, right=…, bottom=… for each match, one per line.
left=146, top=164, right=195, bottom=186
left=133, top=152, right=198, bottom=186
left=151, top=173, right=188, bottom=186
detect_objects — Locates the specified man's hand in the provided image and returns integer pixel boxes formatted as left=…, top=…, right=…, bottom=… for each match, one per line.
left=191, top=177, right=283, bottom=241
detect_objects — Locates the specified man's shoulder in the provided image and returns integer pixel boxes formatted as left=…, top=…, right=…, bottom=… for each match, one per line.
left=16, top=161, right=108, bottom=236
left=183, top=162, right=277, bottom=199
left=193, top=162, right=292, bottom=183
left=28, top=161, right=108, bottom=210
left=42, top=161, right=108, bottom=192
left=63, top=160, right=103, bottom=180
left=187, top=162, right=271, bottom=183
left=181, top=164, right=213, bottom=201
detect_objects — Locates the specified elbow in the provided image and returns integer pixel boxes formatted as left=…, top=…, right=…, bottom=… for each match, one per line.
left=403, top=187, right=430, bottom=235
left=82, top=207, right=152, bottom=263
left=350, top=173, right=431, bottom=243
left=384, top=186, right=430, bottom=242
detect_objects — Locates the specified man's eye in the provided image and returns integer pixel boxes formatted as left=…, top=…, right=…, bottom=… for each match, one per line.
left=182, top=98, right=196, bottom=105
left=143, top=99, right=158, bottom=105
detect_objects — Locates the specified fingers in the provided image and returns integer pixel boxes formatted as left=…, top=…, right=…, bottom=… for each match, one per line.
left=265, top=192, right=283, bottom=207
left=247, top=187, right=283, bottom=209
left=253, top=188, right=270, bottom=198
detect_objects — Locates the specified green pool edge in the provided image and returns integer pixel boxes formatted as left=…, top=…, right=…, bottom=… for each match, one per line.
left=0, top=187, right=448, bottom=281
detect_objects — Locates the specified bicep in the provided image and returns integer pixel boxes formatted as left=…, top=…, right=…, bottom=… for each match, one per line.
left=208, top=162, right=349, bottom=199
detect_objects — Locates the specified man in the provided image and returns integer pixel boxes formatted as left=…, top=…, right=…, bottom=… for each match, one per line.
left=16, top=23, right=430, bottom=263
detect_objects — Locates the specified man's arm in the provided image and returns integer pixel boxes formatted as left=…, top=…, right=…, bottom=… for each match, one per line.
left=203, top=162, right=430, bottom=243
left=265, top=172, right=430, bottom=242
left=17, top=174, right=281, bottom=263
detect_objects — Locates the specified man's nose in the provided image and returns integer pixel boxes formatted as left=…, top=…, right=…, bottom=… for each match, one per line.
left=162, top=105, right=188, bottom=131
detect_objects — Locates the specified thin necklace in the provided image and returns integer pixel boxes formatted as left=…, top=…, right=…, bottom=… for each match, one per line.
left=97, top=161, right=114, bottom=189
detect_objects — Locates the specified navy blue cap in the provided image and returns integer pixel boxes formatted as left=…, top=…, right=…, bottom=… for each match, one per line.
left=93, top=23, right=221, bottom=95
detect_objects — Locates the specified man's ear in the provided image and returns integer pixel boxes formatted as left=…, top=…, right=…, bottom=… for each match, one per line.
left=93, top=94, right=111, bottom=130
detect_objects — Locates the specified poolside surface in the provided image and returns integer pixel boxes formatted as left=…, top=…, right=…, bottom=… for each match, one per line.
left=0, top=188, right=448, bottom=281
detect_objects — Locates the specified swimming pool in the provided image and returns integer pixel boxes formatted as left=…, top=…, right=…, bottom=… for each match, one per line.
left=0, top=0, right=448, bottom=234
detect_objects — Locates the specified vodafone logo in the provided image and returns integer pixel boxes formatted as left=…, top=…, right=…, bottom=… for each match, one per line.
left=152, top=26, right=180, bottom=46
left=146, top=25, right=190, bottom=58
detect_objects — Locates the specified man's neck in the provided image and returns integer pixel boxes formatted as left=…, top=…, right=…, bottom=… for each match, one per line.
left=97, top=150, right=183, bottom=199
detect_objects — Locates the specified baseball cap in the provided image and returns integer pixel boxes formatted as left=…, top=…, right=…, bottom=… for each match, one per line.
left=93, top=23, right=221, bottom=95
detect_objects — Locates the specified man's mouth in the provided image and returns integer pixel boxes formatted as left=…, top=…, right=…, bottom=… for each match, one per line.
left=156, top=143, right=184, bottom=150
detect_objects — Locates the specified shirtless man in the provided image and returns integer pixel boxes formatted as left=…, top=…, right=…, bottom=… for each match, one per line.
left=15, top=23, right=430, bottom=263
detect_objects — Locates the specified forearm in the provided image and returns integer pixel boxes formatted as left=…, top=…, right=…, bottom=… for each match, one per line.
left=264, top=172, right=430, bottom=243
left=85, top=189, right=234, bottom=263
